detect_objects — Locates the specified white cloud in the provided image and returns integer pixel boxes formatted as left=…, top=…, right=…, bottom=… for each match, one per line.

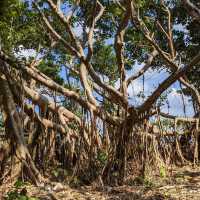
left=161, top=86, right=194, bottom=117
left=73, top=25, right=83, bottom=37
left=14, top=45, right=36, bottom=59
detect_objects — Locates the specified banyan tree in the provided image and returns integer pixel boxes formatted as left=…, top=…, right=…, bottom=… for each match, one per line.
left=0, top=0, right=200, bottom=186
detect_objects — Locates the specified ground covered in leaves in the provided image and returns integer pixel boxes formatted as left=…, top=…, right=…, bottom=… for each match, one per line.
left=1, top=166, right=200, bottom=200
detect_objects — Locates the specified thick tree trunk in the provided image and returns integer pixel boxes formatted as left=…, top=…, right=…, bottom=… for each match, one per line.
left=0, top=75, right=43, bottom=185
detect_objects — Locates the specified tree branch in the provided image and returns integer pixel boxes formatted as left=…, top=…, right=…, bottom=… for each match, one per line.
left=139, top=52, right=200, bottom=113
left=183, top=0, right=200, bottom=21
left=114, top=1, right=131, bottom=97
left=126, top=49, right=158, bottom=87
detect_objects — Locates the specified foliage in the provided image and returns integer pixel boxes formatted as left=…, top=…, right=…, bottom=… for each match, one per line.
left=14, top=180, right=29, bottom=188
left=0, top=0, right=46, bottom=52
left=159, top=166, right=166, bottom=178
left=5, top=180, right=38, bottom=200
left=159, top=118, right=174, bottom=132
left=0, top=113, right=4, bottom=130
left=97, top=150, right=107, bottom=165
left=171, top=1, right=200, bottom=91
left=37, top=60, right=64, bottom=85
left=5, top=191, right=39, bottom=200
left=92, top=41, right=118, bottom=82
left=131, top=176, right=154, bottom=188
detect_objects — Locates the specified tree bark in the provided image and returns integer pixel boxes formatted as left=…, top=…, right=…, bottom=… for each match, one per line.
left=0, top=75, right=43, bottom=185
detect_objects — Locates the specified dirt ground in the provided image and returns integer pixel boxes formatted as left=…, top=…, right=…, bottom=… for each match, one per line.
left=1, top=166, right=200, bottom=200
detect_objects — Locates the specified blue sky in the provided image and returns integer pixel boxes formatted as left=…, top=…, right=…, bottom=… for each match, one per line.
left=125, top=64, right=194, bottom=117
